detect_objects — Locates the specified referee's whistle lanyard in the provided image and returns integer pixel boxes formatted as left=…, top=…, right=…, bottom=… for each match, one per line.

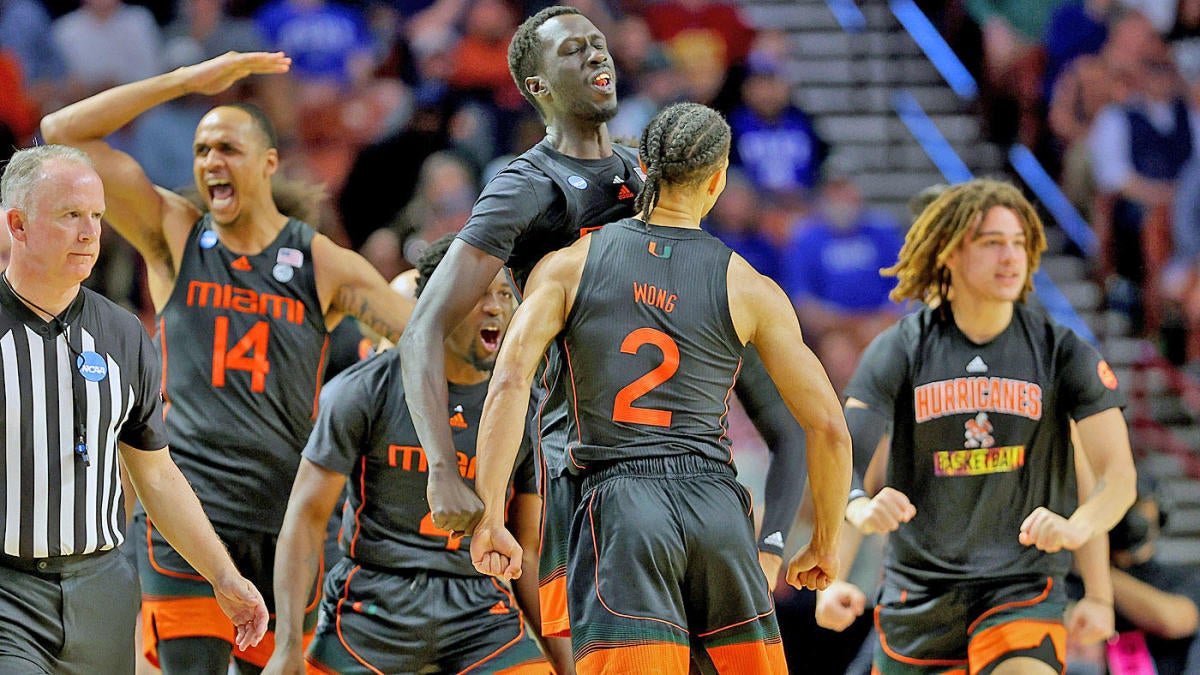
left=1, top=273, right=90, bottom=465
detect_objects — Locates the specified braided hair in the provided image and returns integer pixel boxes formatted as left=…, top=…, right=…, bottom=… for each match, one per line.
left=508, top=6, right=581, bottom=116
left=884, top=178, right=1047, bottom=308
left=635, top=102, right=731, bottom=218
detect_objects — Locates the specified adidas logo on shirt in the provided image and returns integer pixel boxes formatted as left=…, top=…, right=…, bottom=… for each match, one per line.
left=763, top=531, right=784, bottom=548
left=612, top=175, right=624, bottom=184
left=966, top=356, right=988, bottom=373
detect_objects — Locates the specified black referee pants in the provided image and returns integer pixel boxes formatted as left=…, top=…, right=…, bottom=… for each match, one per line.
left=0, top=548, right=139, bottom=674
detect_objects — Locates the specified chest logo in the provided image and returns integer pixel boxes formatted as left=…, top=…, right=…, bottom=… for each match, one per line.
left=963, top=412, right=994, bottom=448
left=231, top=256, right=252, bottom=271
left=199, top=230, right=219, bottom=249
left=612, top=175, right=624, bottom=184
left=272, top=264, right=294, bottom=283
left=449, top=404, right=468, bottom=429
left=617, top=184, right=636, bottom=201
left=966, top=355, right=988, bottom=373
left=76, top=351, right=108, bottom=382
left=568, top=175, right=588, bottom=190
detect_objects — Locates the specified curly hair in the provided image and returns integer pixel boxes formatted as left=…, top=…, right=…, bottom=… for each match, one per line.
left=634, top=102, right=731, bottom=218
left=884, top=178, right=1047, bottom=307
left=414, top=232, right=458, bottom=298
left=508, top=6, right=581, bottom=116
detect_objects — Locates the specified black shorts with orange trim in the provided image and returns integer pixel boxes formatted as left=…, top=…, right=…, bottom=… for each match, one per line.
left=306, top=558, right=551, bottom=674
left=873, top=576, right=1067, bottom=675
left=568, top=455, right=787, bottom=675
left=133, top=513, right=322, bottom=668
left=537, top=472, right=578, bottom=639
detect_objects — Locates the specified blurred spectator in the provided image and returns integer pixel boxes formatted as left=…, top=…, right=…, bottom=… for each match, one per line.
left=781, top=176, right=905, bottom=395
left=643, top=0, right=754, bottom=68
left=51, top=0, right=162, bottom=98
left=965, top=0, right=1073, bottom=146
left=0, top=51, right=39, bottom=143
left=164, top=0, right=269, bottom=67
left=359, top=150, right=478, bottom=278
left=255, top=0, right=375, bottom=90
left=446, top=0, right=524, bottom=113
left=1042, top=0, right=1113, bottom=104
left=0, top=0, right=67, bottom=114
left=705, top=168, right=781, bottom=282
left=1121, top=0, right=1178, bottom=33
left=729, top=51, right=826, bottom=201
left=607, top=48, right=680, bottom=142
left=1049, top=9, right=1153, bottom=215
left=1089, top=41, right=1196, bottom=332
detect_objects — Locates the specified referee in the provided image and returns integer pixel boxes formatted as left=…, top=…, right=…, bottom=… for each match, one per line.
left=0, top=145, right=268, bottom=674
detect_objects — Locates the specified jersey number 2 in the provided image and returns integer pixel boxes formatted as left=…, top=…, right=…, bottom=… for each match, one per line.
left=212, top=317, right=271, bottom=392
left=612, top=328, right=679, bottom=427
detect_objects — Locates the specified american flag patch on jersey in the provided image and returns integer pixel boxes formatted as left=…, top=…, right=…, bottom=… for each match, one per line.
left=277, top=247, right=304, bottom=267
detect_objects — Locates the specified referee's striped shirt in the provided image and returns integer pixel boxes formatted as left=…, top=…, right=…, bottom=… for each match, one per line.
left=1, top=283, right=167, bottom=559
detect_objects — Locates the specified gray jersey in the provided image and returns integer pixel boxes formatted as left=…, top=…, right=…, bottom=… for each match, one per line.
left=559, top=220, right=744, bottom=470
left=156, top=215, right=329, bottom=533
left=304, top=350, right=536, bottom=576
left=846, top=303, right=1125, bottom=587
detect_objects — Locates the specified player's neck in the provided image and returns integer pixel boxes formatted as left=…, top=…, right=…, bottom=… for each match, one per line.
left=644, top=191, right=706, bottom=230
left=444, top=355, right=488, bottom=387
left=3, top=264, right=80, bottom=319
left=948, top=299, right=1014, bottom=344
left=544, top=119, right=612, bottom=160
left=211, top=206, right=289, bottom=255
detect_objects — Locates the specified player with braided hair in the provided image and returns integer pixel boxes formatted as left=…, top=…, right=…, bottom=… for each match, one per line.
left=470, top=102, right=851, bottom=674
left=843, top=178, right=1136, bottom=674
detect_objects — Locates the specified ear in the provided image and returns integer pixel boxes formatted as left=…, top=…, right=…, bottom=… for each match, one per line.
left=706, top=165, right=725, bottom=195
left=526, top=75, right=549, bottom=100
left=6, top=207, right=27, bottom=243
left=263, top=147, right=279, bottom=177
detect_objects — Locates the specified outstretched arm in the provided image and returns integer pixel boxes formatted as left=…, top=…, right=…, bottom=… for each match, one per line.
left=471, top=244, right=584, bottom=581
left=400, top=240, right=506, bottom=534
left=120, top=443, right=268, bottom=650
left=40, top=51, right=292, bottom=289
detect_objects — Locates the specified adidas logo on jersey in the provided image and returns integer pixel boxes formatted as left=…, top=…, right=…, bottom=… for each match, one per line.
left=763, top=531, right=784, bottom=549
left=617, top=184, right=635, bottom=200
left=449, top=404, right=467, bottom=429
left=966, top=356, right=988, bottom=373
left=231, top=255, right=252, bottom=271
left=613, top=175, right=624, bottom=184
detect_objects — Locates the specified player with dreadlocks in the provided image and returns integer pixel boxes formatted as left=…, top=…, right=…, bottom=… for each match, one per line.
left=470, top=102, right=851, bottom=674
left=841, top=177, right=1136, bottom=674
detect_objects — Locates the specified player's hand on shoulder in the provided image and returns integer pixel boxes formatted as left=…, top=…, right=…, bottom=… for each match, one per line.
left=846, top=487, right=916, bottom=535
left=428, top=474, right=485, bottom=534
left=470, top=522, right=523, bottom=581
left=1019, top=506, right=1090, bottom=552
left=261, top=648, right=307, bottom=675
left=785, top=544, right=839, bottom=592
left=212, top=573, right=270, bottom=651
left=181, top=51, right=291, bottom=97
left=815, top=580, right=868, bottom=632
left=1065, top=596, right=1115, bottom=646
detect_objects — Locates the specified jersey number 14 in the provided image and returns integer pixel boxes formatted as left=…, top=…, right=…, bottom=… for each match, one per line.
left=211, top=317, right=271, bottom=392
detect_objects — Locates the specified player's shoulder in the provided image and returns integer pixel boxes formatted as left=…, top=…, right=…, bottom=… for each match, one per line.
left=320, top=348, right=396, bottom=406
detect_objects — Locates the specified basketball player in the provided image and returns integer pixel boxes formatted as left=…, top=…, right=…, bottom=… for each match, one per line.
left=470, top=102, right=851, bottom=674
left=41, top=52, right=414, bottom=673
left=400, top=7, right=809, bottom=642
left=842, top=178, right=1136, bottom=674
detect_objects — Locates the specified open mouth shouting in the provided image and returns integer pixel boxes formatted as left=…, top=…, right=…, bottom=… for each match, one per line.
left=591, top=69, right=615, bottom=95
left=206, top=178, right=235, bottom=211
left=479, top=326, right=502, bottom=353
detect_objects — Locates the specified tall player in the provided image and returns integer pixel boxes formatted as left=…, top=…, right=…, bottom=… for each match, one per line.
left=470, top=102, right=851, bottom=673
left=400, top=6, right=809, bottom=642
left=842, top=178, right=1136, bottom=674
left=41, top=52, right=414, bottom=673
left=264, top=234, right=564, bottom=675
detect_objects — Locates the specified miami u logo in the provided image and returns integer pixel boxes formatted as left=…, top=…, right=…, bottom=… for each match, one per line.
left=648, top=241, right=672, bottom=258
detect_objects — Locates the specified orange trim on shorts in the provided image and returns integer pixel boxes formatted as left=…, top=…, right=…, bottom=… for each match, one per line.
left=577, top=642, right=690, bottom=675
left=457, top=601, right=527, bottom=674
left=142, top=596, right=314, bottom=668
left=706, top=639, right=787, bottom=674
left=145, top=518, right=206, bottom=582
left=335, top=564, right=386, bottom=675
left=696, top=608, right=777, bottom=638
left=968, top=619, right=1066, bottom=675
left=966, top=578, right=1054, bottom=635
left=305, top=655, right=339, bottom=674
left=874, top=605, right=969, bottom=668
left=587, top=491, right=687, bottom=634
left=540, top=574, right=571, bottom=638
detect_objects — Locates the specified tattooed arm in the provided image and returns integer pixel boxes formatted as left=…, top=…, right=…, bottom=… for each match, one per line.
left=311, top=234, right=415, bottom=342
